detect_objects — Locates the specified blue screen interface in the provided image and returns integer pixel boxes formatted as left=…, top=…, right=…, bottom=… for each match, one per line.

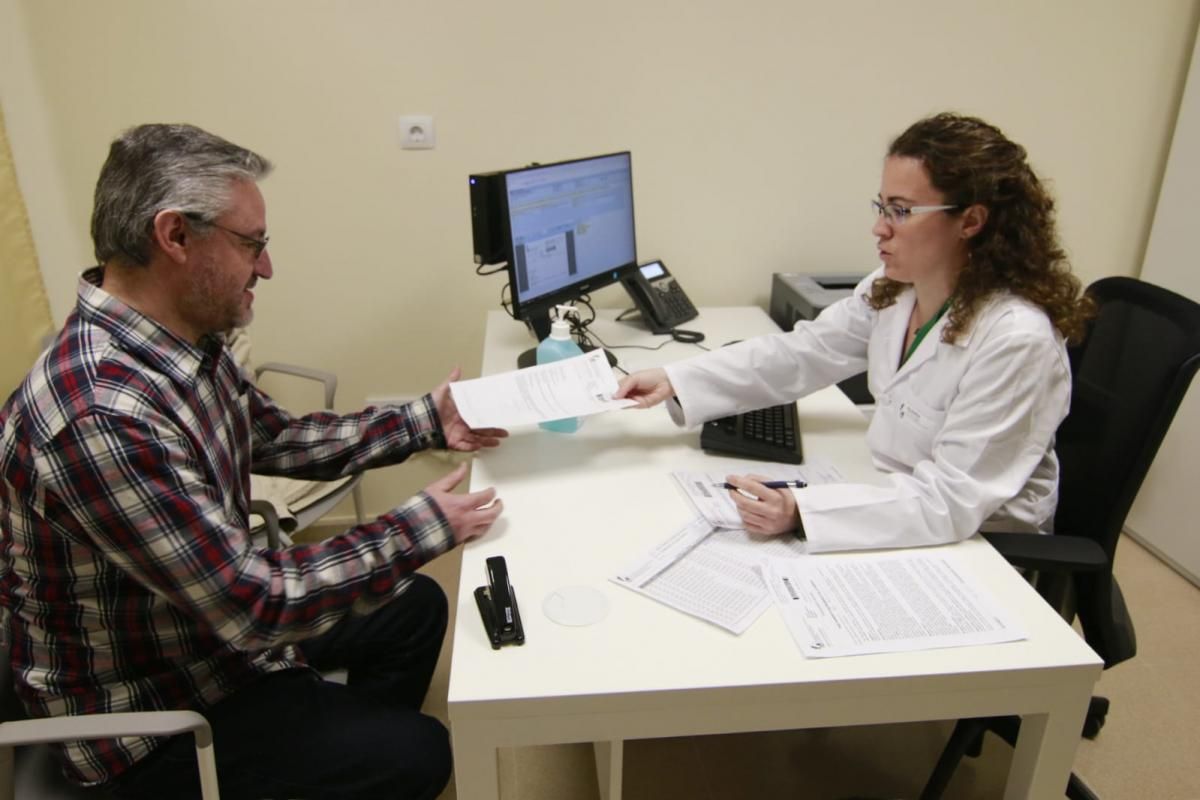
left=506, top=153, right=635, bottom=306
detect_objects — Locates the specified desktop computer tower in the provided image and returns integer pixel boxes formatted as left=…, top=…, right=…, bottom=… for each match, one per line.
left=769, top=273, right=874, bottom=407
left=469, top=171, right=506, bottom=266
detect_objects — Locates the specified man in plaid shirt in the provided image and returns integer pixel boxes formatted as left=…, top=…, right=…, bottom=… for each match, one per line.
left=0, top=124, right=507, bottom=799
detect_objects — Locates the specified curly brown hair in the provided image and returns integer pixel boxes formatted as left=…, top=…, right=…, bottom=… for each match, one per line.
left=867, top=112, right=1093, bottom=343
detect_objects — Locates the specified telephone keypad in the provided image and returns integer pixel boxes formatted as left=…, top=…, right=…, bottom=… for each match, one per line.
left=657, top=280, right=698, bottom=323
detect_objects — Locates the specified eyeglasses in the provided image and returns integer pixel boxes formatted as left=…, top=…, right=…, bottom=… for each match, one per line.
left=871, top=199, right=958, bottom=225
left=208, top=221, right=270, bottom=259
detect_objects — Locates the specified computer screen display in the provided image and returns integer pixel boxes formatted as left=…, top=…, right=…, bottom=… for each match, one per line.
left=502, top=152, right=636, bottom=330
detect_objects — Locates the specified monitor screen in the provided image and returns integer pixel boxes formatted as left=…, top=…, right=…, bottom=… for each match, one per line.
left=502, top=152, right=637, bottom=334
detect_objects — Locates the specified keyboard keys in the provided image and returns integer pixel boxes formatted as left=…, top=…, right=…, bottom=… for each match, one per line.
left=699, top=403, right=804, bottom=464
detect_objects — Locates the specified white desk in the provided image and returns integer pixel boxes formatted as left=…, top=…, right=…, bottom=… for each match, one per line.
left=447, top=307, right=1102, bottom=800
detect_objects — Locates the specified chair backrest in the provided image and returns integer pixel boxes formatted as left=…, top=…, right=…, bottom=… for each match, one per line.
left=1055, top=277, right=1200, bottom=556
left=1053, top=277, right=1200, bottom=664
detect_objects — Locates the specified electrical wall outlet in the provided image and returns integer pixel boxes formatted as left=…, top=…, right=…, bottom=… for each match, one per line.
left=398, top=115, right=435, bottom=150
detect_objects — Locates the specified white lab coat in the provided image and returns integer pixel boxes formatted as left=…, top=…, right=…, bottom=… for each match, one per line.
left=664, top=269, right=1071, bottom=553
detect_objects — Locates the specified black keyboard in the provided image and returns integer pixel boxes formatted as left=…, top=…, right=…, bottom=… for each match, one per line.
left=699, top=403, right=803, bottom=464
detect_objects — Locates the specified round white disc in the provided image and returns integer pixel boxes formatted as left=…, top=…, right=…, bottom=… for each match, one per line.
left=542, top=585, right=610, bottom=626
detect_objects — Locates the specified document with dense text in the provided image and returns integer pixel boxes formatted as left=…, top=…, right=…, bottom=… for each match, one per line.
left=449, top=349, right=636, bottom=428
left=612, top=519, right=808, bottom=634
left=612, top=520, right=774, bottom=634
left=672, top=461, right=845, bottom=529
left=763, top=549, right=1027, bottom=658
left=612, top=516, right=716, bottom=588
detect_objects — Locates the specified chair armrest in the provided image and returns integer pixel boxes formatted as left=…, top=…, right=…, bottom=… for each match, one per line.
left=0, top=710, right=210, bottom=748
left=982, top=531, right=1109, bottom=573
left=254, top=362, right=337, bottom=409
left=0, top=710, right=220, bottom=800
left=249, top=499, right=283, bottom=549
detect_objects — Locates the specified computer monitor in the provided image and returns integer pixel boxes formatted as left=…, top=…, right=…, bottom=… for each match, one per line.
left=469, top=152, right=637, bottom=367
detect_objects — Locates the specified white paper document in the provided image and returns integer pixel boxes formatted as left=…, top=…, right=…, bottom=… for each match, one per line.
left=613, top=516, right=716, bottom=588
left=612, top=520, right=773, bottom=635
left=672, top=461, right=845, bottom=529
left=449, top=350, right=636, bottom=428
left=611, top=520, right=809, bottom=635
left=706, top=526, right=809, bottom=561
left=764, top=550, right=1027, bottom=658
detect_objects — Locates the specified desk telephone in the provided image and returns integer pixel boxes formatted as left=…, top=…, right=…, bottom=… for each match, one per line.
left=620, top=260, right=699, bottom=334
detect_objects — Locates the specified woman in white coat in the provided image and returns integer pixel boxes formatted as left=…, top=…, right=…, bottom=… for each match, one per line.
left=614, top=113, right=1094, bottom=553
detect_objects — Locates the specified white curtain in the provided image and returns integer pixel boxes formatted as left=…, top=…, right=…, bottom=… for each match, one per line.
left=0, top=102, right=54, bottom=398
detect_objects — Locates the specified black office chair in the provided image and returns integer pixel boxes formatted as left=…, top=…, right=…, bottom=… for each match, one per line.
left=919, top=277, right=1200, bottom=800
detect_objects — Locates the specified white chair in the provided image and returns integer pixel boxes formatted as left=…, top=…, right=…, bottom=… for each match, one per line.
left=246, top=359, right=366, bottom=548
left=0, top=638, right=220, bottom=800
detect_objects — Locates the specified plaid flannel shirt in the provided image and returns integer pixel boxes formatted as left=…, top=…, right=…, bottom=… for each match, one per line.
left=0, top=268, right=455, bottom=786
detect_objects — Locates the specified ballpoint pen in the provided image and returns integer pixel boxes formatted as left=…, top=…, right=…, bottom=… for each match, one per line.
left=716, top=480, right=807, bottom=490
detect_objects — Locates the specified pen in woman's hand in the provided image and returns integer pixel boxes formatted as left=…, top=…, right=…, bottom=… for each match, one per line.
left=716, top=480, right=807, bottom=490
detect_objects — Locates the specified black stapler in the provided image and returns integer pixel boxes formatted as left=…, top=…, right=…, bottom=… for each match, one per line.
left=475, top=556, right=525, bottom=649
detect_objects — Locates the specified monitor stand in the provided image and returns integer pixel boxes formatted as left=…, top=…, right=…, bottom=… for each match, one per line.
left=516, top=341, right=617, bottom=370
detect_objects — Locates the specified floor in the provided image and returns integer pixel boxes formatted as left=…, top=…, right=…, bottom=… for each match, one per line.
left=403, top=533, right=1200, bottom=800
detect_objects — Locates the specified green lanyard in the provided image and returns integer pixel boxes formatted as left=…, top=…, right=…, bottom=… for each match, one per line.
left=901, top=299, right=951, bottom=366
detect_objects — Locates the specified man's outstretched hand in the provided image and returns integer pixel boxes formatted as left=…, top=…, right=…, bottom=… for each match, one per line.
left=424, top=463, right=503, bottom=545
left=431, top=367, right=508, bottom=451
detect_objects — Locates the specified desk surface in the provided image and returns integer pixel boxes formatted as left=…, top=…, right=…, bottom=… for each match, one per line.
left=447, top=307, right=1101, bottom=799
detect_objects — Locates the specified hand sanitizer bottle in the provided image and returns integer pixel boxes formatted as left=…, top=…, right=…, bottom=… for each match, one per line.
left=537, top=305, right=585, bottom=433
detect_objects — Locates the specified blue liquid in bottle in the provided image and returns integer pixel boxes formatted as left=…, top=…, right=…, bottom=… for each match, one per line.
left=537, top=308, right=584, bottom=433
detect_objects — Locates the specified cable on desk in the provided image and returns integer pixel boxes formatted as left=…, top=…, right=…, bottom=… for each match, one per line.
left=583, top=327, right=710, bottom=375
left=604, top=309, right=710, bottom=351
left=475, top=261, right=508, bottom=277
left=565, top=296, right=601, bottom=350
left=490, top=293, right=710, bottom=373
left=498, top=282, right=515, bottom=319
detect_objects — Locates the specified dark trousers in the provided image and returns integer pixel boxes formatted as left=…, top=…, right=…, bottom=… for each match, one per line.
left=108, top=573, right=451, bottom=800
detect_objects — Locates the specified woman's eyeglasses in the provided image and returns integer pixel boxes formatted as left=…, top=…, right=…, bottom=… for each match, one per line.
left=871, top=199, right=958, bottom=225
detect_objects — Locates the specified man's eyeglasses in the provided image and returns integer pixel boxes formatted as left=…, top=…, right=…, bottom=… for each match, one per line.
left=208, top=221, right=270, bottom=259
left=871, top=199, right=958, bottom=226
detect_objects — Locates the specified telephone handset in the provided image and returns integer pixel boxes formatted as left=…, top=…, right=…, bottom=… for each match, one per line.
left=620, top=260, right=699, bottom=334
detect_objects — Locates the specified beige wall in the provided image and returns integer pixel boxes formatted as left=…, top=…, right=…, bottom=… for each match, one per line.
left=5, top=0, right=1200, bottom=518
left=1128, top=19, right=1200, bottom=584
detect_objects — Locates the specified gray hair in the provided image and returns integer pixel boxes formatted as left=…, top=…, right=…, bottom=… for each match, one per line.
left=91, top=123, right=273, bottom=266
